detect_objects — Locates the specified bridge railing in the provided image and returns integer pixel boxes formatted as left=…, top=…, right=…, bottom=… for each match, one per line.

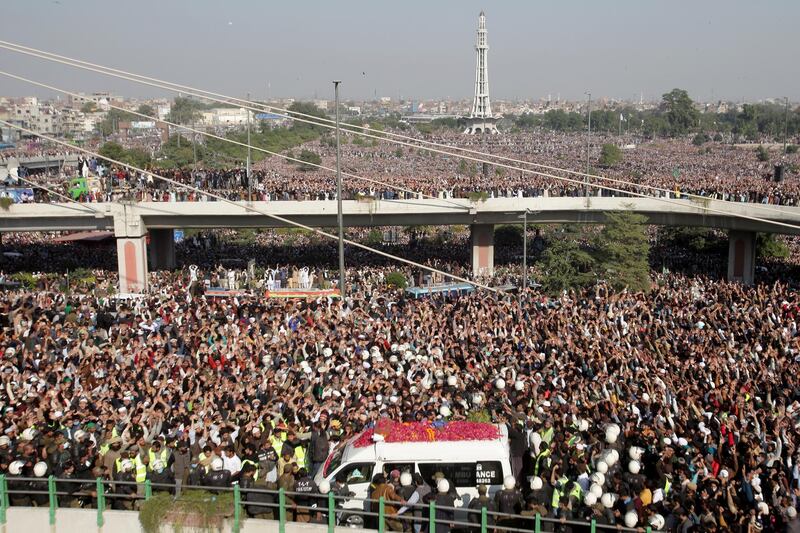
left=0, top=474, right=656, bottom=533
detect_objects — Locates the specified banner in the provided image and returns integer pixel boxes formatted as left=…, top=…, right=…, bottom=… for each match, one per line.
left=0, top=188, right=34, bottom=203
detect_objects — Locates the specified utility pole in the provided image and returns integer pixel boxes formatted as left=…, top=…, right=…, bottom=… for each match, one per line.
left=246, top=92, right=252, bottom=202
left=521, top=210, right=528, bottom=291
left=585, top=92, right=592, bottom=190
left=334, top=81, right=345, bottom=297
left=784, top=97, right=790, bottom=157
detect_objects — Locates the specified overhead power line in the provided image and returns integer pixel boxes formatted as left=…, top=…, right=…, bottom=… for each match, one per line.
left=1, top=41, right=799, bottom=231
left=0, top=39, right=789, bottom=219
left=0, top=119, right=502, bottom=294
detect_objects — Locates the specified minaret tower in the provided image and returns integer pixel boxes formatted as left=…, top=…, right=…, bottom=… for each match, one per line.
left=464, top=11, right=499, bottom=134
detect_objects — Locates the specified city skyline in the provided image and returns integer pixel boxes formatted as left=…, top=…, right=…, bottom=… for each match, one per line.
left=0, top=0, right=797, bottom=103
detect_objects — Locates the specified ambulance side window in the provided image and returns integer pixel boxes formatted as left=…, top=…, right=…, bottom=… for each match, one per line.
left=337, top=462, right=374, bottom=485
left=383, top=463, right=416, bottom=477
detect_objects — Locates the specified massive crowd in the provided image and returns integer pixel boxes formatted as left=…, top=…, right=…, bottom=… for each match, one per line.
left=3, top=131, right=799, bottom=206
left=2, top=130, right=800, bottom=532
left=0, top=248, right=799, bottom=531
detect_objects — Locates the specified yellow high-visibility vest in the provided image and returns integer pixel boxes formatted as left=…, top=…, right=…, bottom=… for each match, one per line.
left=148, top=448, right=168, bottom=470
left=134, top=456, right=147, bottom=483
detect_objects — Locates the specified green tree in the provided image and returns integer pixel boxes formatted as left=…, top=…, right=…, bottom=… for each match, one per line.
left=594, top=211, right=651, bottom=292
left=136, top=104, right=156, bottom=117
left=98, top=108, right=136, bottom=136
left=287, top=101, right=329, bottom=132
left=167, top=97, right=203, bottom=125
left=660, top=89, right=699, bottom=136
left=598, top=143, right=622, bottom=167
left=385, top=271, right=408, bottom=289
left=539, top=226, right=595, bottom=295
left=80, top=101, right=97, bottom=114
left=757, top=233, right=789, bottom=259
left=692, top=132, right=710, bottom=146
left=98, top=141, right=126, bottom=162
left=756, top=145, right=770, bottom=162
left=366, top=229, right=383, bottom=246
left=297, top=149, right=322, bottom=171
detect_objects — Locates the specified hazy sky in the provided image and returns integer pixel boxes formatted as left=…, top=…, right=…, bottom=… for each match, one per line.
left=1, top=0, right=797, bottom=103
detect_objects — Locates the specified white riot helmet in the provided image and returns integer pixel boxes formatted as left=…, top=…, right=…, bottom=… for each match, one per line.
left=624, top=511, right=638, bottom=528
left=21, top=428, right=37, bottom=442
left=33, top=461, right=48, bottom=477
left=595, top=460, right=608, bottom=474
left=437, top=479, right=450, bottom=493
left=605, top=429, right=617, bottom=444
left=600, top=493, right=615, bottom=508
left=590, top=472, right=605, bottom=486
left=628, top=447, right=643, bottom=461
left=530, top=476, right=543, bottom=490
left=589, top=483, right=603, bottom=498
left=400, top=472, right=413, bottom=487
left=628, top=460, right=641, bottom=474
left=9, top=460, right=24, bottom=475
left=318, top=479, right=331, bottom=494
left=439, top=406, right=451, bottom=417
left=495, top=378, right=506, bottom=390
left=447, top=375, right=457, bottom=387
left=606, top=449, right=620, bottom=466
left=757, top=502, right=769, bottom=516
left=152, top=460, right=165, bottom=472
left=649, top=514, right=666, bottom=530
left=584, top=493, right=598, bottom=506
left=503, top=475, right=515, bottom=490
left=121, top=459, right=134, bottom=472
left=211, top=457, right=224, bottom=472
left=514, top=381, right=524, bottom=391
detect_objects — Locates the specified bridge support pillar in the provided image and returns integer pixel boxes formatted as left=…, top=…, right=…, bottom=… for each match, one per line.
left=116, top=237, right=148, bottom=293
left=471, top=224, right=495, bottom=277
left=148, top=229, right=176, bottom=271
left=727, top=230, right=756, bottom=285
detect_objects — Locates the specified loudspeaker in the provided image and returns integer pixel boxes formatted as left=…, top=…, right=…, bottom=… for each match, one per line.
left=774, top=164, right=784, bottom=182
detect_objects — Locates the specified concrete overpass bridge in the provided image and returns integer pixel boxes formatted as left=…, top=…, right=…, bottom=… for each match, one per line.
left=2, top=197, right=798, bottom=291
left=1, top=153, right=79, bottom=171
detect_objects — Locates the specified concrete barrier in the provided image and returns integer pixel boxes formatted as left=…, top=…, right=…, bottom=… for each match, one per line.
left=2, top=506, right=373, bottom=533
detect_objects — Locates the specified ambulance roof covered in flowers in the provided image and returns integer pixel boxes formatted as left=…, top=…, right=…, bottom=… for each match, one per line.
left=353, top=420, right=502, bottom=448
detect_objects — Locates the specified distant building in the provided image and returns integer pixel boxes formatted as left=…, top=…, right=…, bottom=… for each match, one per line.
left=11, top=101, right=59, bottom=135
left=200, top=107, right=251, bottom=127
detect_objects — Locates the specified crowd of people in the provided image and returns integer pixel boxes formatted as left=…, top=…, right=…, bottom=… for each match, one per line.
left=0, top=254, right=798, bottom=531
left=3, top=131, right=799, bottom=206
left=2, top=129, right=800, bottom=532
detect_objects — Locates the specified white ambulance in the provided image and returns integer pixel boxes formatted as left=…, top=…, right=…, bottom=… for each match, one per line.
left=314, top=422, right=511, bottom=519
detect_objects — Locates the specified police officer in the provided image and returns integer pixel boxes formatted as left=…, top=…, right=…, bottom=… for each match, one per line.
left=31, top=461, right=50, bottom=507
left=205, top=457, right=232, bottom=490
left=293, top=467, right=318, bottom=523
left=467, top=484, right=495, bottom=533
left=494, top=475, right=523, bottom=529
left=240, top=463, right=273, bottom=519
left=114, top=459, right=138, bottom=510
left=147, top=460, right=175, bottom=494
left=7, top=461, right=31, bottom=506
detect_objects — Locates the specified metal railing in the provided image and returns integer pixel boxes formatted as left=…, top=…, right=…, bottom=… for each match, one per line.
left=0, top=475, right=655, bottom=533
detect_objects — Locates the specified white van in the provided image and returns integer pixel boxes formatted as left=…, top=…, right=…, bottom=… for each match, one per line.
left=314, top=423, right=511, bottom=516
